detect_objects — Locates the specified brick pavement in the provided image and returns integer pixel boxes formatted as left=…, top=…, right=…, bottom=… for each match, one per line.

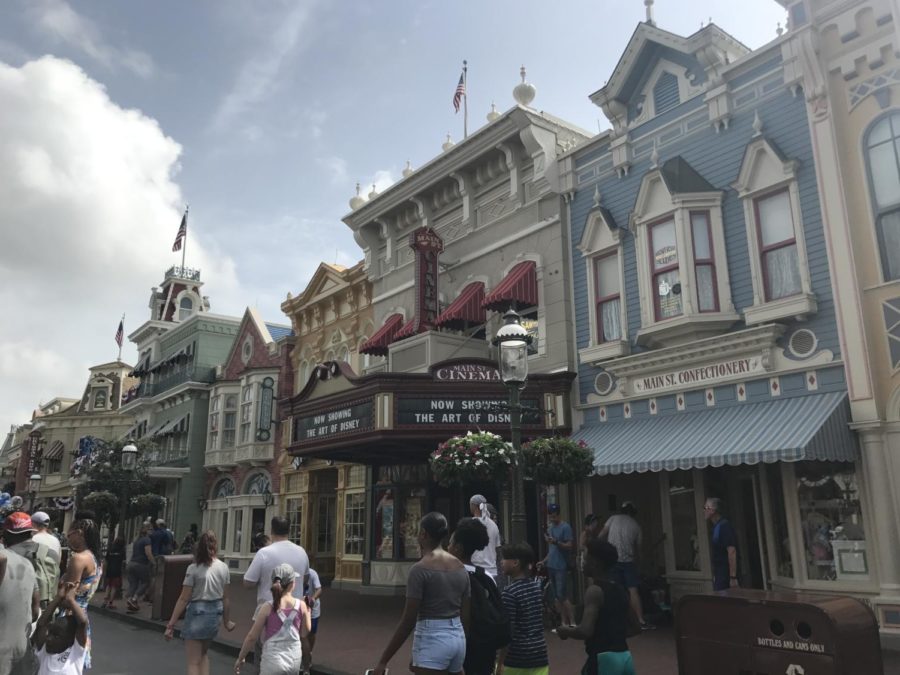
left=92, top=583, right=899, bottom=674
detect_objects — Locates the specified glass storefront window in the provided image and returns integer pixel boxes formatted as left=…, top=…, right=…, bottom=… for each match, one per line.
left=221, top=511, right=228, bottom=552
left=766, top=464, right=793, bottom=578
left=233, top=510, right=243, bottom=554
left=344, top=492, right=365, bottom=556
left=374, top=487, right=395, bottom=559
left=796, top=461, right=868, bottom=582
left=669, top=470, right=700, bottom=571
left=250, top=508, right=266, bottom=553
left=399, top=487, right=426, bottom=559
left=285, top=497, right=303, bottom=546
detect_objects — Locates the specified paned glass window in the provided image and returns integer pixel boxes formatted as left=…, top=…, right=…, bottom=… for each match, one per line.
left=668, top=470, right=700, bottom=571
left=344, top=492, right=366, bottom=556
left=594, top=253, right=621, bottom=342
left=690, top=211, right=719, bottom=312
left=755, top=190, right=802, bottom=300
left=650, top=219, right=682, bottom=320
left=865, top=113, right=900, bottom=280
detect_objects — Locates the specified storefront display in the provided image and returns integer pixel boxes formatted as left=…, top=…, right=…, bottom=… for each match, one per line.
left=795, top=461, right=868, bottom=582
left=668, top=471, right=700, bottom=571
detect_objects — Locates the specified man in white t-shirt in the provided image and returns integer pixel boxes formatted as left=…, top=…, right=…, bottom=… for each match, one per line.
left=243, top=516, right=310, bottom=611
left=30, top=512, right=62, bottom=559
left=468, top=494, right=502, bottom=578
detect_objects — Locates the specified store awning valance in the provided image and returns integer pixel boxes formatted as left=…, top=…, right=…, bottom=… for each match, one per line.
left=147, top=419, right=172, bottom=438
left=44, top=440, right=65, bottom=461
left=483, top=260, right=538, bottom=312
left=360, top=314, right=404, bottom=356
left=435, top=282, right=486, bottom=330
left=156, top=416, right=187, bottom=437
left=394, top=318, right=421, bottom=341
left=573, top=392, right=857, bottom=476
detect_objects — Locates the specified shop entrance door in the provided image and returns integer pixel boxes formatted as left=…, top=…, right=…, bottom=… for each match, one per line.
left=735, top=473, right=768, bottom=589
left=313, top=469, right=338, bottom=580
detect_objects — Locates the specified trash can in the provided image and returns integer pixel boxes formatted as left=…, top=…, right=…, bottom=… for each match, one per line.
left=675, top=589, right=883, bottom=674
left=150, top=554, right=193, bottom=621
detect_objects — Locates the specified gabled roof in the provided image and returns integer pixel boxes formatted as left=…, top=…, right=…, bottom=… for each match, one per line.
left=659, top=156, right=716, bottom=194
left=282, top=261, right=366, bottom=316
left=266, top=324, right=294, bottom=342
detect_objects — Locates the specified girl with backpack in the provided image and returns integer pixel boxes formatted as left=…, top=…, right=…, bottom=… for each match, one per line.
left=370, top=512, right=470, bottom=675
left=234, top=563, right=310, bottom=675
left=449, top=517, right=510, bottom=675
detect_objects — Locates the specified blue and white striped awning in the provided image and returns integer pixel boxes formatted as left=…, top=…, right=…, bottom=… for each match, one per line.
left=573, top=391, right=857, bottom=476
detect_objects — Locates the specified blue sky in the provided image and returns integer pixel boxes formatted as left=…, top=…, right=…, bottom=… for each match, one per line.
left=0, top=0, right=787, bottom=428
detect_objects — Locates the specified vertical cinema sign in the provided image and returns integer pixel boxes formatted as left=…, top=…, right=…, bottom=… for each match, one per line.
left=410, top=227, right=443, bottom=332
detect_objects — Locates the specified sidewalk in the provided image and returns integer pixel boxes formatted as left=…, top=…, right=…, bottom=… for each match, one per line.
left=92, top=582, right=677, bottom=674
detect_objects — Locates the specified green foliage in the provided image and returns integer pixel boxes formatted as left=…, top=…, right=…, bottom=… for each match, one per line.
left=81, top=491, right=119, bottom=525
left=74, top=437, right=159, bottom=503
left=130, top=493, right=167, bottom=517
left=429, top=430, right=516, bottom=488
left=521, top=436, right=595, bottom=485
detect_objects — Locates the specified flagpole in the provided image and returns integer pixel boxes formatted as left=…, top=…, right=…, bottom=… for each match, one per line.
left=181, top=205, right=189, bottom=273
left=463, top=60, right=468, bottom=139
left=118, top=313, right=125, bottom=361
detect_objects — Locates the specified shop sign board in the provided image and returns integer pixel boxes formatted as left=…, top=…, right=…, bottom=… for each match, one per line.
left=294, top=400, right=374, bottom=442
left=396, top=396, right=543, bottom=427
left=633, top=356, right=765, bottom=395
left=432, top=363, right=501, bottom=382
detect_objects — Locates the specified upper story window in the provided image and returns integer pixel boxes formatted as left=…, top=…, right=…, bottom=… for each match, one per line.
left=240, top=385, right=254, bottom=444
left=864, top=112, right=900, bottom=281
left=577, top=203, right=629, bottom=363
left=733, top=137, right=816, bottom=325
left=223, top=393, right=238, bottom=448
left=178, top=297, right=193, bottom=321
left=92, top=388, right=108, bottom=410
left=631, top=156, right=737, bottom=347
left=652, top=71, right=680, bottom=115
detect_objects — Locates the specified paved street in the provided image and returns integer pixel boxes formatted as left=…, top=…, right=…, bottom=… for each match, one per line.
left=90, top=611, right=235, bottom=674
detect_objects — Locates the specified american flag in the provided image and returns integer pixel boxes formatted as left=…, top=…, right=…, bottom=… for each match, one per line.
left=452, top=72, right=465, bottom=113
left=114, top=318, right=124, bottom=348
left=172, top=210, right=188, bottom=252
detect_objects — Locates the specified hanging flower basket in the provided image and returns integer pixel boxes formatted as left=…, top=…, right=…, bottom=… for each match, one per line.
left=429, top=431, right=516, bottom=487
left=521, top=436, right=594, bottom=485
left=81, top=491, right=120, bottom=524
left=130, top=493, right=167, bottom=517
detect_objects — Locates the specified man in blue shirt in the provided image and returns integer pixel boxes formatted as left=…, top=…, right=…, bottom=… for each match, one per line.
left=149, top=519, right=174, bottom=556
left=541, top=503, right=575, bottom=627
left=704, top=498, right=739, bottom=591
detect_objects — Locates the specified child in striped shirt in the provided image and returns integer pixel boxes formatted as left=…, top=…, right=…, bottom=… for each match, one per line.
left=498, top=542, right=549, bottom=675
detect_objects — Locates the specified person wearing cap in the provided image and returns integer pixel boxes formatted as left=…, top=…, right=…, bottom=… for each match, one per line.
left=599, top=501, right=652, bottom=630
left=0, top=541, right=39, bottom=675
left=540, top=503, right=575, bottom=627
left=31, top=511, right=62, bottom=561
left=4, top=511, right=59, bottom=609
left=235, top=563, right=310, bottom=674
left=469, top=494, right=502, bottom=579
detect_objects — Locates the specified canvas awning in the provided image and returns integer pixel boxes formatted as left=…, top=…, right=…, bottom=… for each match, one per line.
left=435, top=282, right=486, bottom=330
left=573, top=392, right=858, bottom=475
left=394, top=318, right=420, bottom=341
left=44, top=440, right=65, bottom=461
left=156, top=416, right=186, bottom=437
left=360, top=314, right=404, bottom=356
left=483, top=260, right=538, bottom=312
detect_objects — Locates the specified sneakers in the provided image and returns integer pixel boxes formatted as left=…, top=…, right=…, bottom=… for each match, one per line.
left=640, top=621, right=656, bottom=630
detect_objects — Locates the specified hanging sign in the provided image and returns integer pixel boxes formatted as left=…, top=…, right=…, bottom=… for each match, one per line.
left=256, top=377, right=275, bottom=441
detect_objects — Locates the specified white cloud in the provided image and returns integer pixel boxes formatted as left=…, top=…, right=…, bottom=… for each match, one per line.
left=0, top=56, right=238, bottom=428
left=212, top=2, right=318, bottom=132
left=318, top=156, right=348, bottom=185
left=370, top=169, right=395, bottom=194
left=29, top=0, right=155, bottom=78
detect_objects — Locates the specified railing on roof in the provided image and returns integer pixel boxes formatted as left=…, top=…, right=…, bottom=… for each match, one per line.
left=139, top=367, right=217, bottom=398
left=165, top=266, right=201, bottom=281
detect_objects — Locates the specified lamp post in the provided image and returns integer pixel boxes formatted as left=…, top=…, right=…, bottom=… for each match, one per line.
left=118, top=443, right=138, bottom=541
left=492, top=309, right=533, bottom=545
left=28, top=473, right=42, bottom=511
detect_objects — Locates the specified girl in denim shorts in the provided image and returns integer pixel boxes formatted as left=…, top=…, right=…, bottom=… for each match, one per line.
left=370, top=512, right=470, bottom=675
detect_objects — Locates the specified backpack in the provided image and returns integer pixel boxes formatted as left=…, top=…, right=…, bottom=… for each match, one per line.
left=468, top=566, right=511, bottom=650
left=12, top=541, right=59, bottom=603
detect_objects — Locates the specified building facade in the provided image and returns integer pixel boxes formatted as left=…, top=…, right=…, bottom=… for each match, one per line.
left=281, top=90, right=588, bottom=591
left=564, top=17, right=872, bottom=615
left=202, top=308, right=293, bottom=575
left=279, top=262, right=372, bottom=586
left=120, top=266, right=240, bottom=538
left=776, top=0, right=900, bottom=635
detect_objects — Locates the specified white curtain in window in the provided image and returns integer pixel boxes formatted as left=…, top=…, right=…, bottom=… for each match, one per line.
left=765, top=245, right=802, bottom=299
left=880, top=210, right=900, bottom=280
left=601, top=298, right=621, bottom=342
left=695, top=266, right=716, bottom=311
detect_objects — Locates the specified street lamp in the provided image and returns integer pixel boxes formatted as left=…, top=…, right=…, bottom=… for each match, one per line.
left=492, top=309, right=533, bottom=544
left=262, top=489, right=274, bottom=508
left=118, top=443, right=139, bottom=540
left=28, top=473, right=42, bottom=511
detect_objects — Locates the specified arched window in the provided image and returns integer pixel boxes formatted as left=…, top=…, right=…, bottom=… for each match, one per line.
left=245, top=472, right=271, bottom=495
left=93, top=389, right=107, bottom=409
left=178, top=297, right=194, bottom=321
left=338, top=345, right=350, bottom=363
left=212, top=477, right=235, bottom=500
left=865, top=112, right=900, bottom=281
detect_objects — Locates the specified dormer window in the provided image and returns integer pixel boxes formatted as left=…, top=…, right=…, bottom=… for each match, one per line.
left=93, top=389, right=107, bottom=409
left=733, top=137, right=816, bottom=325
left=631, top=157, right=738, bottom=347
left=178, top=297, right=193, bottom=321
left=652, top=71, right=680, bottom=115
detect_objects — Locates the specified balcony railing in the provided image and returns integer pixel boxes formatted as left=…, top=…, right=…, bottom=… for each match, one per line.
left=139, top=367, right=216, bottom=398
left=165, top=265, right=201, bottom=281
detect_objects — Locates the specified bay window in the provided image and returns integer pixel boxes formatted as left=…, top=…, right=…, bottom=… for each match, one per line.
left=208, top=396, right=220, bottom=449
left=223, top=394, right=237, bottom=448
left=240, top=385, right=253, bottom=444
left=734, top=137, right=816, bottom=324
left=650, top=219, right=682, bottom=320
left=690, top=211, right=719, bottom=312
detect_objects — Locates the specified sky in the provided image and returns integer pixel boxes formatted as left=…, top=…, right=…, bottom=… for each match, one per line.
left=0, top=0, right=788, bottom=430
